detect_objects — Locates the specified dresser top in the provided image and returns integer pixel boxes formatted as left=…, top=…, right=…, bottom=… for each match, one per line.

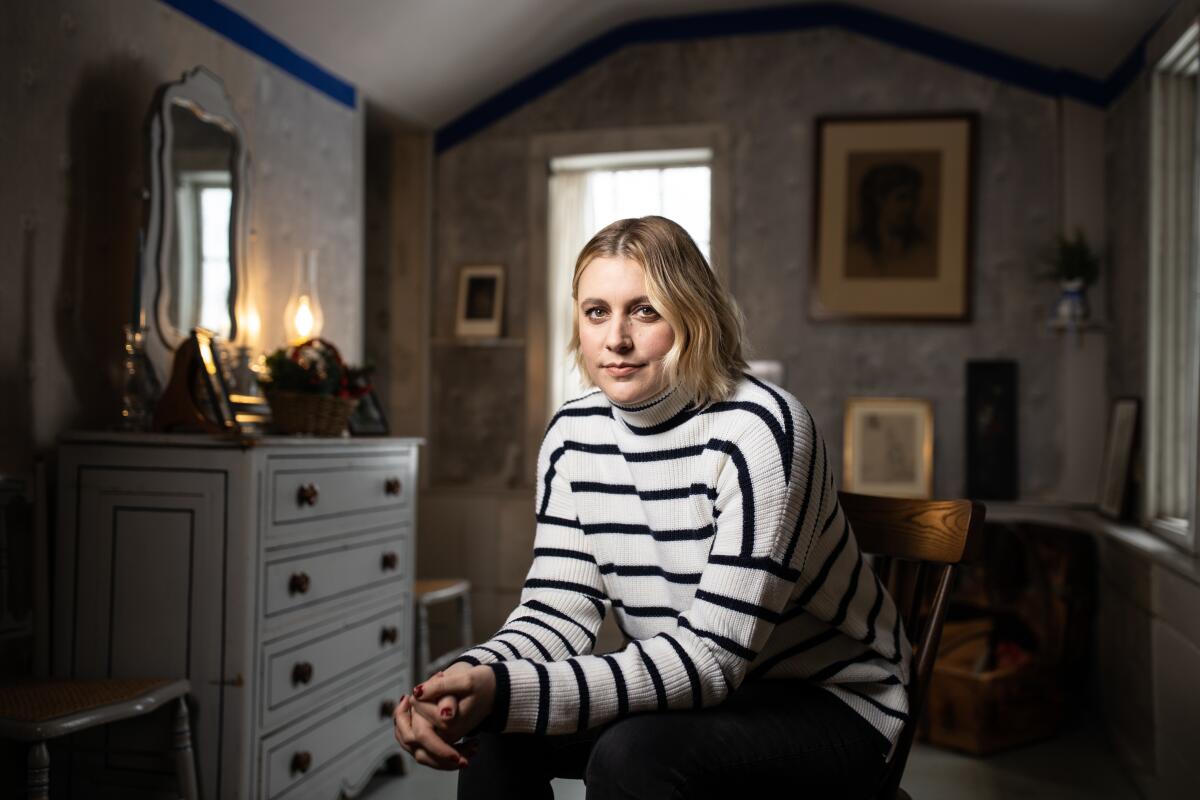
left=61, top=430, right=423, bottom=449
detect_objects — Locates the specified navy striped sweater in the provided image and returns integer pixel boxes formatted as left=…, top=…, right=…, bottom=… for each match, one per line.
left=451, top=376, right=911, bottom=746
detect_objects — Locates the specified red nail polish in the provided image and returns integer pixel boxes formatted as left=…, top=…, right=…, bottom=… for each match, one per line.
left=413, top=684, right=423, bottom=698
left=441, top=707, right=452, bottom=718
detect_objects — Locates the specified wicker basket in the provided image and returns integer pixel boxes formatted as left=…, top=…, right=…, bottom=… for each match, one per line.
left=267, top=390, right=357, bottom=436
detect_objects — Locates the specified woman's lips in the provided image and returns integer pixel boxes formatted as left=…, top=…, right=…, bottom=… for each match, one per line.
left=603, top=364, right=642, bottom=377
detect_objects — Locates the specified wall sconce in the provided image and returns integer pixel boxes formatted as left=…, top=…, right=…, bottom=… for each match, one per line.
left=283, top=249, right=324, bottom=344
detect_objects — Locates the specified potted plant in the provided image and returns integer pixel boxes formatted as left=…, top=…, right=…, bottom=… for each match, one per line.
left=258, top=338, right=373, bottom=435
left=1040, top=229, right=1100, bottom=328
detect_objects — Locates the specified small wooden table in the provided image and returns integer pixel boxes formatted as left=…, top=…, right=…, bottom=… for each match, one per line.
left=0, top=678, right=198, bottom=800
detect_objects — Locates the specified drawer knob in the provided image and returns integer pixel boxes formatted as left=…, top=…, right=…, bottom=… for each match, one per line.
left=288, top=572, right=311, bottom=596
left=296, top=483, right=320, bottom=507
left=380, top=699, right=397, bottom=719
left=380, top=625, right=399, bottom=645
left=381, top=551, right=399, bottom=571
left=292, top=661, right=314, bottom=686
left=290, top=751, right=313, bottom=776
left=385, top=477, right=402, bottom=496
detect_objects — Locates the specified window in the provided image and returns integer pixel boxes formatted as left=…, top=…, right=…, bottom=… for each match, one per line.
left=546, top=149, right=712, bottom=410
left=1146, top=23, right=1200, bottom=551
left=174, top=171, right=232, bottom=336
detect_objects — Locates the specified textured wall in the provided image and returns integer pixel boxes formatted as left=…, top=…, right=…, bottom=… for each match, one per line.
left=1105, top=74, right=1149, bottom=401
left=1, top=0, right=364, bottom=471
left=432, top=27, right=1064, bottom=500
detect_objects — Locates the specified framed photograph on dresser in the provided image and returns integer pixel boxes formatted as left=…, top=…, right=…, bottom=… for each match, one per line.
left=843, top=397, right=934, bottom=498
left=812, top=114, right=976, bottom=320
left=1098, top=397, right=1139, bottom=519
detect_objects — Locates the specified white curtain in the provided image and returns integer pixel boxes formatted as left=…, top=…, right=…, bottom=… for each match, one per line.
left=548, top=171, right=593, bottom=411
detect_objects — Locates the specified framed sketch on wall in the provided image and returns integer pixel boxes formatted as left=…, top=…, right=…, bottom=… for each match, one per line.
left=813, top=114, right=976, bottom=320
left=455, top=265, right=505, bottom=338
left=844, top=397, right=934, bottom=498
left=1097, top=397, right=1139, bottom=519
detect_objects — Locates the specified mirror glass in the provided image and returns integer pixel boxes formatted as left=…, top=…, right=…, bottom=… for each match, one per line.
left=167, top=101, right=236, bottom=339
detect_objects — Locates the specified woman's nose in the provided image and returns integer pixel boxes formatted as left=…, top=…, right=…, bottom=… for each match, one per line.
left=604, top=316, right=632, bottom=351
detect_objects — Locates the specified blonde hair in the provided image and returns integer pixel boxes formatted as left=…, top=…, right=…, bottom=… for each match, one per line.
left=569, top=216, right=748, bottom=407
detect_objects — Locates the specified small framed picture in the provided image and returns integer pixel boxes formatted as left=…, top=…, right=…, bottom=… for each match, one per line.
left=455, top=265, right=505, bottom=337
left=813, top=114, right=976, bottom=320
left=844, top=397, right=934, bottom=498
left=192, top=328, right=236, bottom=429
left=1097, top=397, right=1139, bottom=519
left=348, top=388, right=389, bottom=436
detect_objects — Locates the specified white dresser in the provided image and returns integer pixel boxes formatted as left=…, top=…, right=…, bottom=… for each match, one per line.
left=52, top=433, right=419, bottom=799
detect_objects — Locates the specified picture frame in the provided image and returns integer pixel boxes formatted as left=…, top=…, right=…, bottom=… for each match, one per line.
left=455, top=265, right=505, bottom=337
left=348, top=388, right=390, bottom=436
left=1097, top=397, right=1139, bottom=519
left=191, top=328, right=236, bottom=430
left=812, top=113, right=976, bottom=320
left=844, top=397, right=934, bottom=498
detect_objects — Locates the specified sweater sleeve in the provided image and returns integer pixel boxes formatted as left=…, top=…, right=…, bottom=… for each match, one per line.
left=448, top=421, right=607, bottom=672
left=485, top=402, right=838, bottom=736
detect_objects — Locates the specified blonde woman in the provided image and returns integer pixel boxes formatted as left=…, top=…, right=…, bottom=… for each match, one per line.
left=394, top=216, right=910, bottom=799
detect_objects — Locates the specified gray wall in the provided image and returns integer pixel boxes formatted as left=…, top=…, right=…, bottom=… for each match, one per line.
left=1, top=0, right=364, bottom=473
left=432, top=27, right=1065, bottom=499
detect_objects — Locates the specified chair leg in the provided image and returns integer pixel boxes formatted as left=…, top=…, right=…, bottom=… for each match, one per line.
left=172, top=697, right=200, bottom=800
left=417, top=602, right=431, bottom=678
left=27, top=741, right=49, bottom=800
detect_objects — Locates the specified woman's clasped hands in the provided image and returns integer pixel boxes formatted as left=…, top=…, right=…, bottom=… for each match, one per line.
left=392, top=662, right=497, bottom=770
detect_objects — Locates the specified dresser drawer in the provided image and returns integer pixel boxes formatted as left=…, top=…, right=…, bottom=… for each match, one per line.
left=270, top=451, right=414, bottom=529
left=265, top=533, right=407, bottom=618
left=262, top=603, right=406, bottom=731
left=262, top=673, right=404, bottom=800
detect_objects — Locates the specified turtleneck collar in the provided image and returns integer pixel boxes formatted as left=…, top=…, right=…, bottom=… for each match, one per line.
left=609, top=386, right=697, bottom=433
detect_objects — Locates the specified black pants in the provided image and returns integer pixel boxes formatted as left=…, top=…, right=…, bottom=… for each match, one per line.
left=457, top=680, right=891, bottom=800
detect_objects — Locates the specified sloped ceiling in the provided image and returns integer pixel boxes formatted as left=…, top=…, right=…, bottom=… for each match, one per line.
left=224, top=0, right=1174, bottom=127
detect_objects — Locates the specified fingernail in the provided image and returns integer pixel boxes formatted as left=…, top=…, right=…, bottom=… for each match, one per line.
left=440, top=708, right=452, bottom=718
left=413, top=684, right=423, bottom=698
left=458, top=758, right=469, bottom=769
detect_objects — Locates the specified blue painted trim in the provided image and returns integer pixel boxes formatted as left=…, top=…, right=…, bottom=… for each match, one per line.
left=435, top=2, right=1157, bottom=152
left=159, top=0, right=356, bottom=109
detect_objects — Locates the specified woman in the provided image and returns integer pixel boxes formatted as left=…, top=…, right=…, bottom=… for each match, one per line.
left=394, top=216, right=910, bottom=799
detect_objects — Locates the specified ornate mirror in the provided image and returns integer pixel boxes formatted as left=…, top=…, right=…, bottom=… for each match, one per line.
left=138, top=66, right=248, bottom=383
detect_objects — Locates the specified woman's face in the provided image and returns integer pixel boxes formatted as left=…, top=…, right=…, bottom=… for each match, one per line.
left=576, top=255, right=676, bottom=406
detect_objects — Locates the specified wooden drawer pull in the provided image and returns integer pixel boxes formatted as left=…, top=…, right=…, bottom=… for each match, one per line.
left=380, top=699, right=397, bottom=719
left=290, top=751, right=313, bottom=776
left=385, top=477, right=402, bottom=496
left=380, top=626, right=399, bottom=645
left=296, top=483, right=320, bottom=507
left=292, top=661, right=314, bottom=686
left=288, top=572, right=311, bottom=596
left=381, top=551, right=399, bottom=571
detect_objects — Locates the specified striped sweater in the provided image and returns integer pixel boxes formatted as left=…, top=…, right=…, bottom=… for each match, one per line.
left=452, top=376, right=912, bottom=747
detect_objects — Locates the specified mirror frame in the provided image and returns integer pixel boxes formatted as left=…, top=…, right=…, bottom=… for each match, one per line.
left=138, top=66, right=249, bottom=383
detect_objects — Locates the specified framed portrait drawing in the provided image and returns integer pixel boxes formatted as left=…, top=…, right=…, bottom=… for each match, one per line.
left=1097, top=397, right=1139, bottom=519
left=844, top=397, right=934, bottom=498
left=813, top=114, right=976, bottom=320
left=455, top=265, right=505, bottom=337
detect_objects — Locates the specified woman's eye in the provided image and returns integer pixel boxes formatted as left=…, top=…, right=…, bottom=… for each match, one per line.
left=584, top=307, right=606, bottom=320
left=634, top=305, right=659, bottom=319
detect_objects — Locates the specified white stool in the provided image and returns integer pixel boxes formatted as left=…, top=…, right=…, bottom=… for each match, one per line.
left=414, top=578, right=474, bottom=677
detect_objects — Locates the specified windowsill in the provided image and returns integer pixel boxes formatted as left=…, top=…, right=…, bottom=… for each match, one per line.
left=985, top=501, right=1200, bottom=588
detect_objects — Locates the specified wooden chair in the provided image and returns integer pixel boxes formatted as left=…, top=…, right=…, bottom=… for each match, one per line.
left=838, top=492, right=986, bottom=800
left=414, top=578, right=474, bottom=677
left=0, top=677, right=199, bottom=800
